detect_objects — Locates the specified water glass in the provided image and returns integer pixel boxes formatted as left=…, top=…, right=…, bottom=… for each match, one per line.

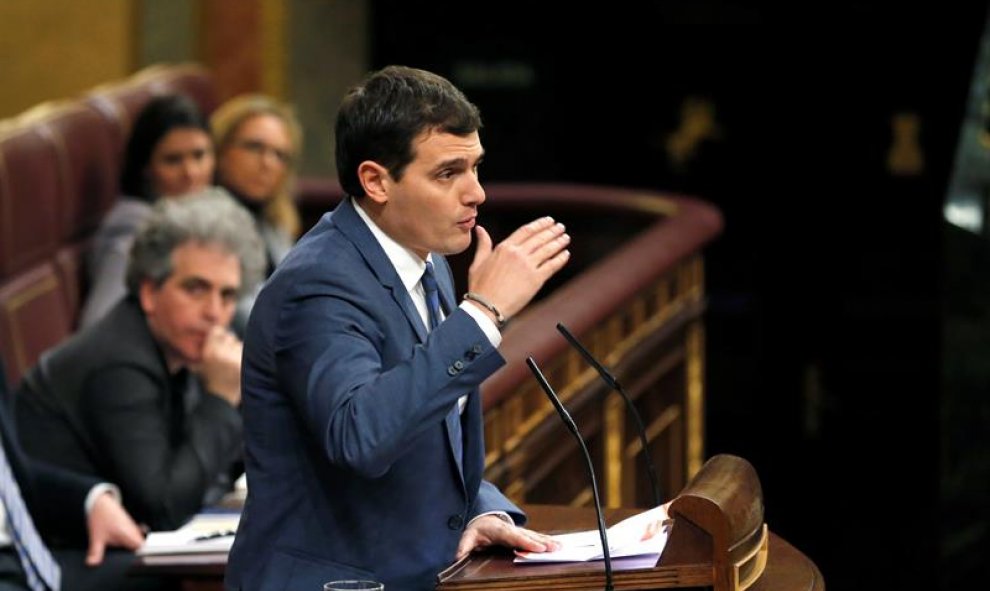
left=323, top=581, right=383, bottom=591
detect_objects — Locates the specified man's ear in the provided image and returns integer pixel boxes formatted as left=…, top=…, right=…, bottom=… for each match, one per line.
left=138, top=280, right=158, bottom=316
left=357, top=160, right=391, bottom=206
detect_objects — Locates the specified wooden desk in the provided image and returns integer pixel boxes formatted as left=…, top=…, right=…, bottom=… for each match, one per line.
left=437, top=505, right=823, bottom=590
left=132, top=504, right=822, bottom=591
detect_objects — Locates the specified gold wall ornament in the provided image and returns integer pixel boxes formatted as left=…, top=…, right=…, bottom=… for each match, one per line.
left=665, top=97, right=721, bottom=171
left=887, top=111, right=925, bottom=176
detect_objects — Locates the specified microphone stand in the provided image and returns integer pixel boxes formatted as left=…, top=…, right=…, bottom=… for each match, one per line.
left=526, top=356, right=614, bottom=591
left=557, top=322, right=664, bottom=507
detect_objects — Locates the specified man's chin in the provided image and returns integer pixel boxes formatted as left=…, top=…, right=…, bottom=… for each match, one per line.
left=441, top=237, right=473, bottom=256
left=176, top=350, right=204, bottom=369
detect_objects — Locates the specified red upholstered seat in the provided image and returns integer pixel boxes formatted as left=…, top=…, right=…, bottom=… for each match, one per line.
left=0, top=262, right=72, bottom=388
left=85, top=63, right=217, bottom=159
left=36, top=104, right=118, bottom=241
left=0, top=123, right=61, bottom=278
left=84, top=82, right=158, bottom=161
left=0, top=62, right=218, bottom=390
left=54, top=243, right=88, bottom=330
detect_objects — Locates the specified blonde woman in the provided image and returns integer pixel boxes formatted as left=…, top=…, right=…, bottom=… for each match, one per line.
left=212, top=94, right=303, bottom=274
left=211, top=95, right=303, bottom=333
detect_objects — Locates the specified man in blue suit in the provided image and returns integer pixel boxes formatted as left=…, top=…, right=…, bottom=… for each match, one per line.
left=225, top=66, right=571, bottom=590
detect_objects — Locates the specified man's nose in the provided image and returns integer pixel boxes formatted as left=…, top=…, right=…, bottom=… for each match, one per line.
left=202, top=291, right=223, bottom=321
left=462, top=172, right=485, bottom=206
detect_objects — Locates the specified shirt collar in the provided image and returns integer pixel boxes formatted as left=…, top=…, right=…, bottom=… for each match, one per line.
left=352, top=197, right=432, bottom=292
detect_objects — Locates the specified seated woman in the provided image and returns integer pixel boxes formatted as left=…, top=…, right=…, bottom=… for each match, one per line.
left=210, top=95, right=302, bottom=333
left=79, top=94, right=215, bottom=327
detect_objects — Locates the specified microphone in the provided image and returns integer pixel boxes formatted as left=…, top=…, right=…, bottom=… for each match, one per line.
left=526, top=356, right=613, bottom=591
left=556, top=322, right=664, bottom=507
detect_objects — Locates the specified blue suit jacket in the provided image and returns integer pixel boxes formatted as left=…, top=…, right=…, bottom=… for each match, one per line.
left=225, top=199, right=523, bottom=591
left=1, top=363, right=94, bottom=548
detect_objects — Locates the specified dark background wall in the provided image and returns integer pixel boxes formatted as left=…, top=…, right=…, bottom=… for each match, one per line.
left=372, top=2, right=989, bottom=589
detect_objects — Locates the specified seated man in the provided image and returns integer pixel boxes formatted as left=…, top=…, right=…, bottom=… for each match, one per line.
left=14, top=189, right=265, bottom=531
left=1, top=361, right=146, bottom=591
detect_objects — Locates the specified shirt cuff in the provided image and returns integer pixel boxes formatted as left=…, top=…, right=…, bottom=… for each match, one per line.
left=460, top=301, right=502, bottom=347
left=468, top=511, right=513, bottom=527
left=84, top=483, right=121, bottom=515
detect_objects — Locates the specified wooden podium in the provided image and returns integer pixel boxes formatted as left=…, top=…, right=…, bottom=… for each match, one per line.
left=131, top=455, right=822, bottom=591
left=436, top=455, right=822, bottom=591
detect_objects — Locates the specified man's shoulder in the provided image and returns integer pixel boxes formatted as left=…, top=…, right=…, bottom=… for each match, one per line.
left=43, top=300, right=163, bottom=381
left=271, top=215, right=368, bottom=285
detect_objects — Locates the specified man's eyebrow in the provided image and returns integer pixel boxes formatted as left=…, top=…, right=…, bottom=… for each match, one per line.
left=179, top=276, right=212, bottom=287
left=432, top=152, right=485, bottom=172
left=180, top=275, right=241, bottom=292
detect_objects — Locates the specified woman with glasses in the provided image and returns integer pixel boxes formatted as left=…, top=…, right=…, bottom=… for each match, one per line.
left=211, top=95, right=303, bottom=333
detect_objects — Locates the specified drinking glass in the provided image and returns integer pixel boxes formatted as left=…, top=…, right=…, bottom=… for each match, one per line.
left=323, top=581, right=383, bottom=591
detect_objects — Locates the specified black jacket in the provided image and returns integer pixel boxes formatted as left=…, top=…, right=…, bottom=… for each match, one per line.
left=15, top=297, right=242, bottom=530
left=1, top=362, right=94, bottom=547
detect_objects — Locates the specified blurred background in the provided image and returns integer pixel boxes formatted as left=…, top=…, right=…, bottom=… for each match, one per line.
left=2, top=1, right=989, bottom=589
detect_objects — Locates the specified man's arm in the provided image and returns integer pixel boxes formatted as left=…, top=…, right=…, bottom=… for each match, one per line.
left=275, top=290, right=506, bottom=479
left=84, top=491, right=145, bottom=565
left=28, top=458, right=143, bottom=563
left=24, top=455, right=96, bottom=545
left=470, top=480, right=525, bottom=525
left=82, top=366, right=242, bottom=530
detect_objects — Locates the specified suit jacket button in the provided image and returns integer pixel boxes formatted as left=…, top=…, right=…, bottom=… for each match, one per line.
left=448, top=514, right=464, bottom=530
left=447, top=366, right=458, bottom=376
left=453, top=360, right=465, bottom=370
left=472, top=344, right=484, bottom=354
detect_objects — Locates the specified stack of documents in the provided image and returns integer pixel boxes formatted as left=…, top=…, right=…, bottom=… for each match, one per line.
left=137, top=512, right=240, bottom=555
left=514, top=504, right=669, bottom=564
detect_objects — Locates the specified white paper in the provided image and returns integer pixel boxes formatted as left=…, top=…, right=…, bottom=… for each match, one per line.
left=137, top=513, right=240, bottom=556
left=514, top=505, right=669, bottom=563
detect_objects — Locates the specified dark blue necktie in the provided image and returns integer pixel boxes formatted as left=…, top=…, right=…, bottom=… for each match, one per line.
left=421, top=261, right=442, bottom=331
left=0, top=440, right=60, bottom=591
left=421, top=262, right=464, bottom=470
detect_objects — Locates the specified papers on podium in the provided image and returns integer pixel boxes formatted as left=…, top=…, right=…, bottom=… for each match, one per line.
left=513, top=504, right=669, bottom=564
left=137, top=512, right=240, bottom=556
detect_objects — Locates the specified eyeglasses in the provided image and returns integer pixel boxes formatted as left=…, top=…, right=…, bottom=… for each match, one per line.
left=233, top=139, right=294, bottom=166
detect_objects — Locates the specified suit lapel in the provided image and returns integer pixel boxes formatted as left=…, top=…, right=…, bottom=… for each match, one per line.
left=332, top=199, right=428, bottom=343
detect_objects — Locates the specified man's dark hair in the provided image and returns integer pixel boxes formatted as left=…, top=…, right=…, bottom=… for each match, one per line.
left=119, top=94, right=211, bottom=200
left=335, top=65, right=482, bottom=197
